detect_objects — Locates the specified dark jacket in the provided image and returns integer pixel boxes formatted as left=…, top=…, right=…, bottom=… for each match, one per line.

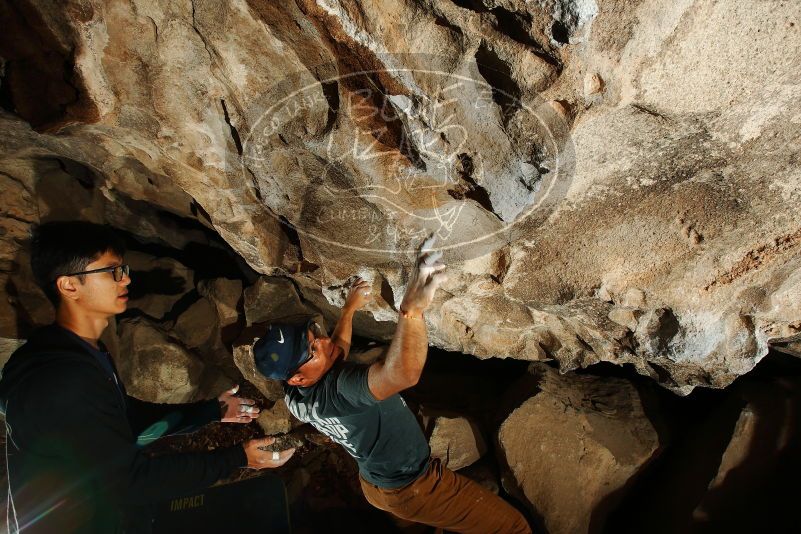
left=0, top=324, right=246, bottom=533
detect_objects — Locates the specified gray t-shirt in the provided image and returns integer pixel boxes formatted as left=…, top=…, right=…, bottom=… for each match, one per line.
left=285, top=361, right=430, bottom=489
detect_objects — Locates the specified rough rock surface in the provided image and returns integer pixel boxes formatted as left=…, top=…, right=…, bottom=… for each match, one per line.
left=197, top=277, right=243, bottom=328
left=243, top=276, right=310, bottom=326
left=116, top=318, right=207, bottom=403
left=256, top=399, right=296, bottom=436
left=428, top=414, right=487, bottom=470
left=1, top=0, right=800, bottom=392
left=497, top=364, right=660, bottom=534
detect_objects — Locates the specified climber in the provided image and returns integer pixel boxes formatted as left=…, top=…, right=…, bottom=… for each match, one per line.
left=254, top=236, right=532, bottom=533
left=0, top=221, right=295, bottom=534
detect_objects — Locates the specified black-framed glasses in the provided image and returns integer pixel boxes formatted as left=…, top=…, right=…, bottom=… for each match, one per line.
left=60, top=264, right=130, bottom=282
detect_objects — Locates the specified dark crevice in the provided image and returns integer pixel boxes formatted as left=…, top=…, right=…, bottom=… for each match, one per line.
left=474, top=42, right=521, bottom=126
left=551, top=20, right=570, bottom=44
left=491, top=7, right=562, bottom=69
left=648, top=361, right=678, bottom=387
left=220, top=99, right=243, bottom=156
left=116, top=224, right=255, bottom=282
left=0, top=0, right=97, bottom=129
left=380, top=277, right=395, bottom=309
left=433, top=13, right=464, bottom=36
left=631, top=103, right=670, bottom=121
left=320, top=80, right=340, bottom=136
left=0, top=58, right=15, bottom=114
left=56, top=157, right=96, bottom=189
left=447, top=153, right=501, bottom=220
left=279, top=215, right=302, bottom=248
left=448, top=0, right=489, bottom=13
left=189, top=199, right=213, bottom=226
left=278, top=215, right=319, bottom=273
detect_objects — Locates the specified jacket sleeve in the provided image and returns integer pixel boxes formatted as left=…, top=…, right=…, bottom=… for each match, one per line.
left=126, top=395, right=221, bottom=438
left=28, top=364, right=246, bottom=506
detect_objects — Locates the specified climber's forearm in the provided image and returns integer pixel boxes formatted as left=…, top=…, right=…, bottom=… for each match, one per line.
left=367, top=312, right=428, bottom=400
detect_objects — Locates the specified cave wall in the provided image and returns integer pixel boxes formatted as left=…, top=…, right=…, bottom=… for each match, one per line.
left=1, top=0, right=800, bottom=393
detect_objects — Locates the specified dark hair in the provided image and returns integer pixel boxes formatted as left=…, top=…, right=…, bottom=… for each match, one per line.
left=30, top=221, right=126, bottom=306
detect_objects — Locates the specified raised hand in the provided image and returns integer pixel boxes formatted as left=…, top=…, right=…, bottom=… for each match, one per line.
left=344, top=276, right=372, bottom=311
left=218, top=384, right=261, bottom=423
left=399, top=236, right=448, bottom=317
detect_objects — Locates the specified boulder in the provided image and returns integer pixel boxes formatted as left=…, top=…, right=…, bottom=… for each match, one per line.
left=256, top=399, right=295, bottom=436
left=243, top=277, right=310, bottom=326
left=172, top=297, right=218, bottom=350
left=429, top=415, right=487, bottom=471
left=197, top=277, right=243, bottom=328
left=117, top=318, right=205, bottom=403
left=497, top=364, right=660, bottom=534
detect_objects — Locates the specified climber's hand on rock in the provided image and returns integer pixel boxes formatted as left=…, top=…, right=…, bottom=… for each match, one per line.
left=345, top=277, right=372, bottom=311
left=218, top=384, right=261, bottom=423
left=243, top=437, right=295, bottom=469
left=400, top=235, right=447, bottom=317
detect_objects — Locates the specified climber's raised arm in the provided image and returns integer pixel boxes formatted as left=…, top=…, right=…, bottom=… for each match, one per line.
left=367, top=237, right=447, bottom=400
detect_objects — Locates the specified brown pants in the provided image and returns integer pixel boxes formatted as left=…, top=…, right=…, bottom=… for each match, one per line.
left=360, top=459, right=532, bottom=534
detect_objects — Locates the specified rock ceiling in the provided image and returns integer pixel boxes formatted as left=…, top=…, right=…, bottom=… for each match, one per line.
left=1, top=0, right=800, bottom=393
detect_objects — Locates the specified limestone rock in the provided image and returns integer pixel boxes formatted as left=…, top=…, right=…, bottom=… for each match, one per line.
left=116, top=318, right=205, bottom=403
left=243, top=276, right=309, bottom=326
left=498, top=364, right=660, bottom=534
left=172, top=297, right=218, bottom=350
left=0, top=0, right=799, bottom=392
left=256, top=399, right=295, bottom=436
left=197, top=277, right=243, bottom=328
left=690, top=378, right=801, bottom=530
left=429, top=415, right=487, bottom=471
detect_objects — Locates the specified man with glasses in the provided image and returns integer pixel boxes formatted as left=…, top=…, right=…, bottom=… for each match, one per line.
left=0, top=221, right=294, bottom=533
left=255, top=238, right=532, bottom=533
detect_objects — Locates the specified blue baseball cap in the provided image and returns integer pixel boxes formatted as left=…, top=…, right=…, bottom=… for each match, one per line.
left=253, top=321, right=312, bottom=380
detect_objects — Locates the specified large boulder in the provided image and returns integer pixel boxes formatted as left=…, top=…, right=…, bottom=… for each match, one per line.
left=498, top=364, right=661, bottom=534
left=116, top=318, right=205, bottom=403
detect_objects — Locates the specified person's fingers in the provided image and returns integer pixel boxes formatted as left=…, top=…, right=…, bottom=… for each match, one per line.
left=253, top=436, right=276, bottom=447
left=419, top=234, right=436, bottom=254
left=421, top=250, right=443, bottom=266
left=430, top=272, right=448, bottom=287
